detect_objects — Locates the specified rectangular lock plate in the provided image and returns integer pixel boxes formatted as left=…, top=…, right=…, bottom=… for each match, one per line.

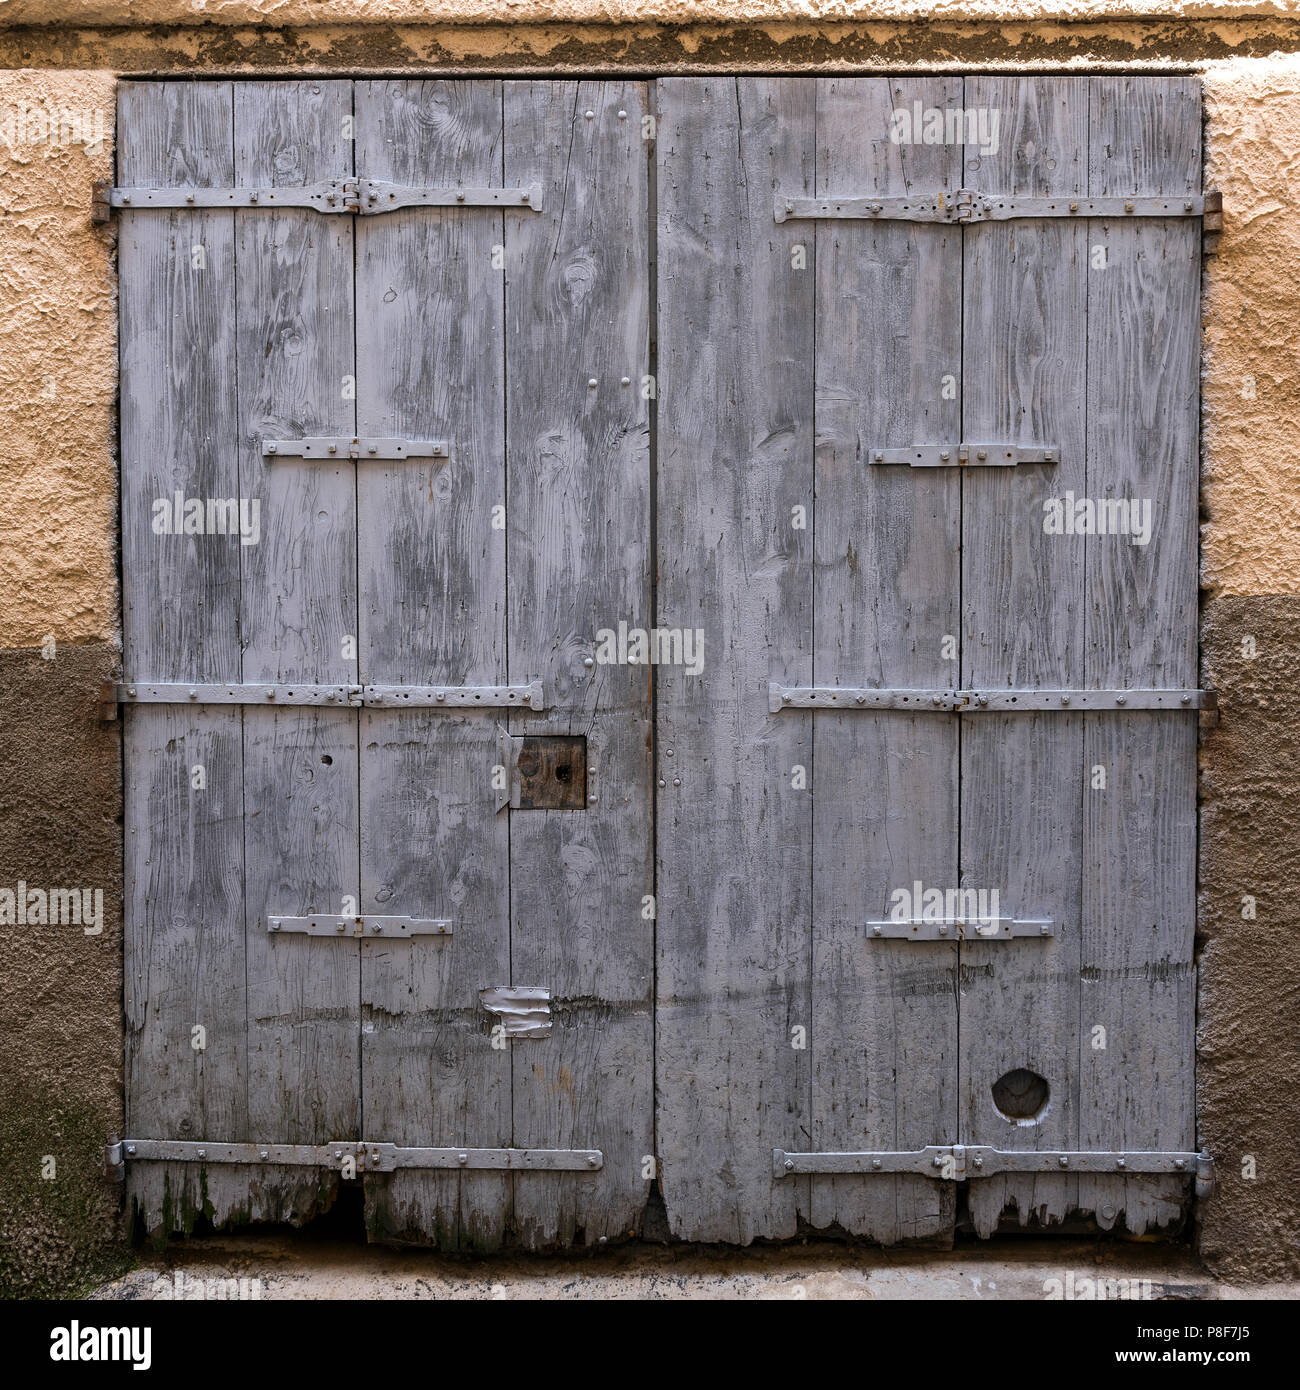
left=516, top=735, right=587, bottom=810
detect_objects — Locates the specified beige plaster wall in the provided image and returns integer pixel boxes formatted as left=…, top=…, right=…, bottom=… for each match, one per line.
left=0, top=69, right=116, bottom=647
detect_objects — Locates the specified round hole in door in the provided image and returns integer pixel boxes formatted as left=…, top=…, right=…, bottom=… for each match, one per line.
left=991, top=1068, right=1050, bottom=1122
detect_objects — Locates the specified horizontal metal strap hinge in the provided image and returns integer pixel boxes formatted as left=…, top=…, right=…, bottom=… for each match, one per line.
left=268, top=915, right=452, bottom=938
left=870, top=443, right=1058, bottom=467
left=110, top=1139, right=601, bottom=1172
left=116, top=681, right=546, bottom=711
left=769, top=684, right=1215, bottom=714
left=98, top=178, right=542, bottom=219
left=776, top=189, right=1212, bottom=226
left=773, top=1146, right=1213, bottom=1187
left=865, top=917, right=1053, bottom=941
left=264, top=436, right=448, bottom=461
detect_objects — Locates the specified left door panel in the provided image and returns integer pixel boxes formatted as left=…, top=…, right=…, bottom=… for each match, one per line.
left=121, top=80, right=361, bottom=1232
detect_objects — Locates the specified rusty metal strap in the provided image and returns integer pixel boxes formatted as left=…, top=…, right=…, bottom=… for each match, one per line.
left=775, top=190, right=1214, bottom=225
left=769, top=684, right=1215, bottom=714
left=774, top=1146, right=1212, bottom=1183
left=111, top=1139, right=600, bottom=1172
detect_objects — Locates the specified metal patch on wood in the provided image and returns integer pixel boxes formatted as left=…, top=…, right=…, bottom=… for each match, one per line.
left=864, top=917, right=1053, bottom=940
left=267, top=915, right=452, bottom=938
left=111, top=1139, right=601, bottom=1172
left=480, top=986, right=552, bottom=1038
left=773, top=1147, right=1212, bottom=1182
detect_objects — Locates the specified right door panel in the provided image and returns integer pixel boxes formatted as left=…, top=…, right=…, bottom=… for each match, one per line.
left=656, top=74, right=1202, bottom=1244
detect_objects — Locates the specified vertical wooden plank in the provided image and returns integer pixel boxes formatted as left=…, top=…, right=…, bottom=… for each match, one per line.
left=235, top=80, right=360, bottom=1214
left=354, top=79, right=511, bottom=1250
left=655, top=77, right=814, bottom=1243
left=1080, top=77, right=1201, bottom=1235
left=119, top=81, right=250, bottom=1232
left=959, top=77, right=1090, bottom=1238
left=810, top=75, right=962, bottom=1244
left=504, top=80, right=653, bottom=1247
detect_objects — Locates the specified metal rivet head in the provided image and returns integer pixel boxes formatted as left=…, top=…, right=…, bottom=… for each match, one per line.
left=1040, top=924, right=1050, bottom=935
left=672, top=777, right=681, bottom=786
left=249, top=190, right=259, bottom=202
left=458, top=1152, right=468, bottom=1164
left=871, top=1158, right=882, bottom=1169
left=328, top=443, right=337, bottom=454
left=977, top=450, right=987, bottom=460
left=872, top=925, right=882, bottom=936
left=940, top=450, right=950, bottom=461
left=334, top=1151, right=342, bottom=1160
left=1116, top=695, right=1127, bottom=706
left=973, top=1156, right=983, bottom=1167
left=620, top=376, right=630, bottom=386
left=587, top=1155, right=599, bottom=1167
left=856, top=695, right=866, bottom=705
left=658, top=779, right=666, bottom=788
left=127, top=686, right=137, bottom=697
left=588, top=377, right=598, bottom=388
left=783, top=1159, right=794, bottom=1171
left=874, top=451, right=883, bottom=462
left=266, top=688, right=276, bottom=699
left=122, top=195, right=132, bottom=205
left=1061, top=694, right=1070, bottom=705
left=260, top=1150, right=269, bottom=1160
left=456, top=190, right=465, bottom=202
left=782, top=694, right=791, bottom=704
left=188, top=688, right=197, bottom=699
left=933, top=1155, right=944, bottom=1168
left=126, top=1145, right=136, bottom=1155
left=435, top=690, right=446, bottom=701
left=197, top=1148, right=206, bottom=1158
left=336, top=921, right=346, bottom=932
left=1125, top=202, right=1135, bottom=213
left=1116, top=1157, right=1127, bottom=1169
left=521, top=191, right=530, bottom=204
left=583, top=656, right=595, bottom=669
left=1181, top=695, right=1191, bottom=705
left=186, top=193, right=195, bottom=204
left=618, top=109, right=627, bottom=119
left=266, top=442, right=277, bottom=454
left=1175, top=1158, right=1187, bottom=1170
left=1059, top=1155, right=1069, bottom=1167
left=584, top=109, right=595, bottom=119
left=270, top=920, right=280, bottom=931
left=1044, top=450, right=1054, bottom=460
left=665, top=749, right=674, bottom=757
left=368, top=445, right=377, bottom=455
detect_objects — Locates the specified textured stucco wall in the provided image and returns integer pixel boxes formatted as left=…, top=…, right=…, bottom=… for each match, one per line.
left=0, top=5, right=1297, bottom=1293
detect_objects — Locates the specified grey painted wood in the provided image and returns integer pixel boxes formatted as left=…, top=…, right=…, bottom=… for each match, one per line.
left=235, top=82, right=361, bottom=1198
left=655, top=77, right=815, bottom=1243
left=119, top=81, right=252, bottom=1232
left=354, top=80, right=512, bottom=1250
left=810, top=75, right=962, bottom=1244
left=959, top=77, right=1090, bottom=1239
left=1079, top=76, right=1201, bottom=1235
left=503, top=80, right=653, bottom=1247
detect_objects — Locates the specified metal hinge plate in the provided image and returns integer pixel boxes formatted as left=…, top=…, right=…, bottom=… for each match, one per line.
left=865, top=917, right=1054, bottom=940
left=112, top=1139, right=600, bottom=1171
left=116, top=681, right=545, bottom=711
left=776, top=190, right=1209, bottom=225
left=268, top=915, right=452, bottom=938
left=264, top=436, right=448, bottom=461
left=104, top=179, right=542, bottom=217
left=770, top=684, right=1215, bottom=714
left=774, top=1146, right=1212, bottom=1185
left=870, top=443, right=1059, bottom=467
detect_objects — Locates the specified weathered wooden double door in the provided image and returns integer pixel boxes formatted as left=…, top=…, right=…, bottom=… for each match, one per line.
left=121, top=76, right=1205, bottom=1247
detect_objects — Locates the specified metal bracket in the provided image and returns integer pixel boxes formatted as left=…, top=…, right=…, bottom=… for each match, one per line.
left=114, top=1139, right=601, bottom=1172
left=776, top=190, right=1209, bottom=225
left=263, top=436, right=448, bottom=461
left=363, top=682, right=545, bottom=710
left=268, top=915, right=452, bottom=938
left=869, top=443, right=1058, bottom=467
left=769, top=684, right=1216, bottom=714
left=118, top=682, right=363, bottom=707
left=865, top=917, right=1053, bottom=940
left=773, top=1146, right=1212, bottom=1186
left=106, top=179, right=543, bottom=217
left=116, top=681, right=546, bottom=711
